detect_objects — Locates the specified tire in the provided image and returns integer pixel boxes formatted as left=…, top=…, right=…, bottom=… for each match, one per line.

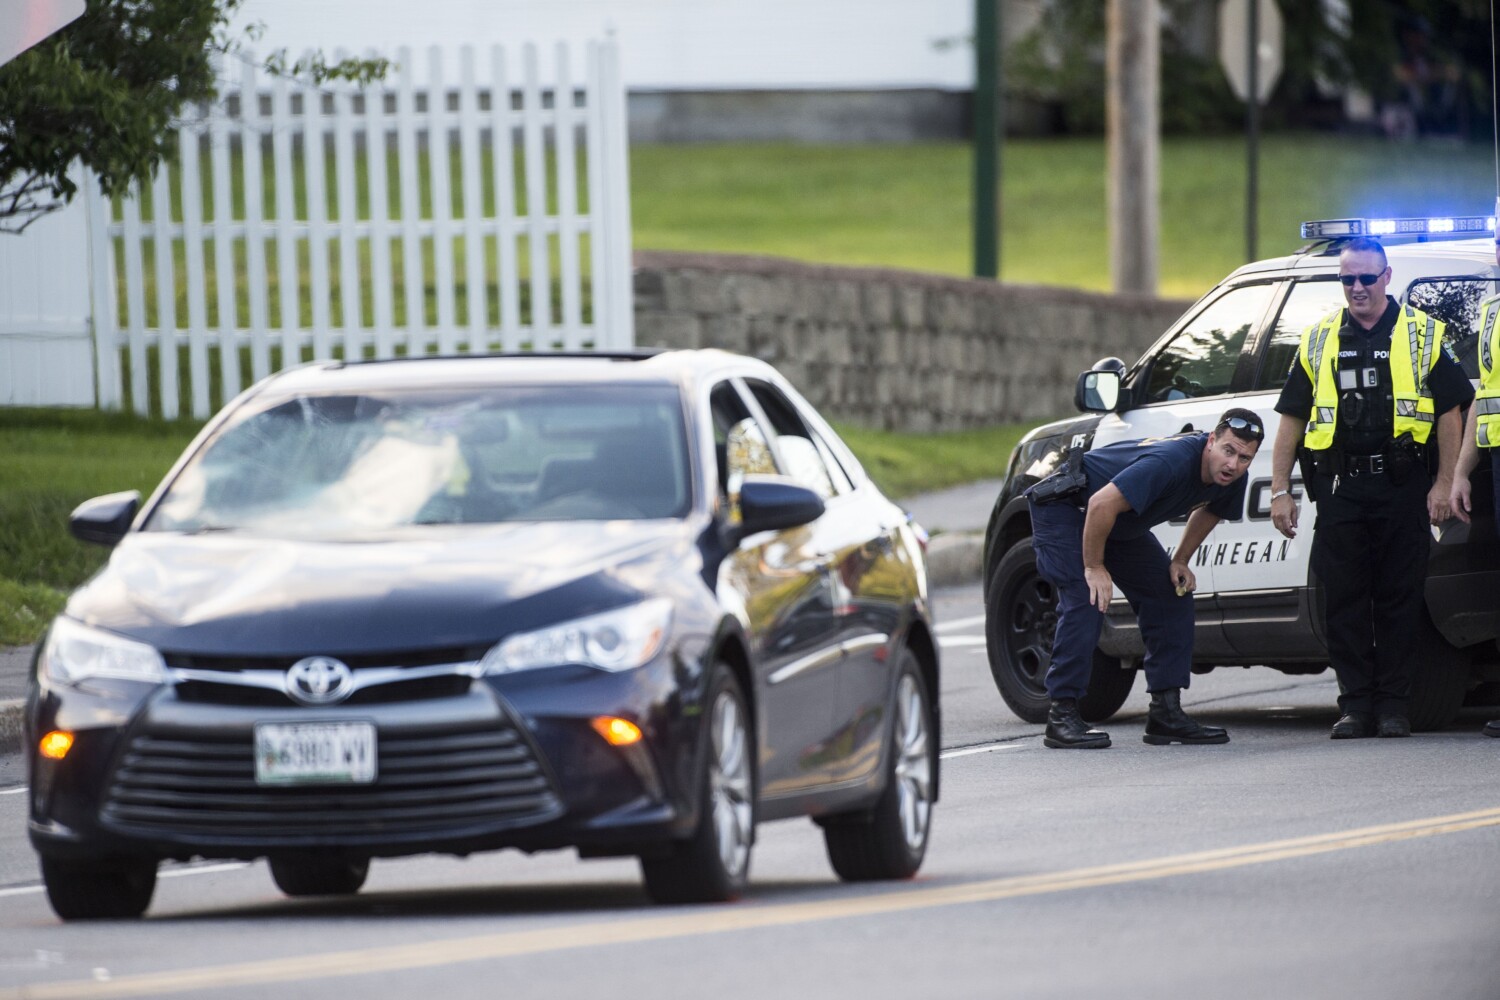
left=1407, top=610, right=1471, bottom=731
left=985, top=537, right=1137, bottom=724
left=640, top=665, right=754, bottom=904
left=824, top=651, right=935, bottom=882
left=269, top=857, right=370, bottom=897
left=41, top=856, right=157, bottom=921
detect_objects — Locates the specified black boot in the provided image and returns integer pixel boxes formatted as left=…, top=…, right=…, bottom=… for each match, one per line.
left=1044, top=698, right=1111, bottom=749
left=1143, top=689, right=1229, bottom=745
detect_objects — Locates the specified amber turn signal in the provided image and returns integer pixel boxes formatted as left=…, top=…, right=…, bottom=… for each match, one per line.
left=591, top=716, right=643, bottom=746
left=39, top=730, right=74, bottom=760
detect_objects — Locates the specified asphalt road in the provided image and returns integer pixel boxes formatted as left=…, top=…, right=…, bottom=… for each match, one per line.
left=0, top=583, right=1497, bottom=999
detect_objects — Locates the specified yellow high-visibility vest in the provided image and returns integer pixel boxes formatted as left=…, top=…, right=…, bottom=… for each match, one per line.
left=1475, top=294, right=1500, bottom=448
left=1297, top=303, right=1443, bottom=450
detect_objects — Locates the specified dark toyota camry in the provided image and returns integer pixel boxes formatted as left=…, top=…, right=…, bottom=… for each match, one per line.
left=27, top=350, right=939, bottom=919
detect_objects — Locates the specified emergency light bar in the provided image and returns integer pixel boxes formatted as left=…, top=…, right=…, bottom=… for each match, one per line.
left=1300, top=216, right=1498, bottom=240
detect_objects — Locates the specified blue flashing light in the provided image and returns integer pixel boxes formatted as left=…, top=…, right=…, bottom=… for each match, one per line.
left=1300, top=215, right=1494, bottom=241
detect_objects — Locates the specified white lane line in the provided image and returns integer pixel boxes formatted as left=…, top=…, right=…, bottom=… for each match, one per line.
left=0, top=787, right=28, bottom=796
left=934, top=614, right=986, bottom=633
left=940, top=743, right=1024, bottom=759
left=0, top=862, right=251, bottom=899
left=937, top=636, right=986, bottom=648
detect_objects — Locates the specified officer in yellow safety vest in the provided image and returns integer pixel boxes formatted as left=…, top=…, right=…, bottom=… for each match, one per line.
left=1449, top=235, right=1500, bottom=738
left=1269, top=236, right=1473, bottom=740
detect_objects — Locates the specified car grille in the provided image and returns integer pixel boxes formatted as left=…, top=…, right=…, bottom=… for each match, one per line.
left=160, top=644, right=491, bottom=707
left=173, top=674, right=474, bottom=707
left=100, top=724, right=561, bottom=842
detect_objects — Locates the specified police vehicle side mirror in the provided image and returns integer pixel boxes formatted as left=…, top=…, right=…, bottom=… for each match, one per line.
left=1075, top=369, right=1121, bottom=413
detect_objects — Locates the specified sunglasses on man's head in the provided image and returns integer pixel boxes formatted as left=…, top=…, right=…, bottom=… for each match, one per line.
left=1339, top=273, right=1383, bottom=287
left=1217, top=416, right=1263, bottom=440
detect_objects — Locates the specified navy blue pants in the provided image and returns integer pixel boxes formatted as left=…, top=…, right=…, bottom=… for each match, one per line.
left=1030, top=499, right=1194, bottom=701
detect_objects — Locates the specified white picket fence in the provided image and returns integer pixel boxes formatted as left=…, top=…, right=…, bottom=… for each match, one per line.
left=79, top=40, right=633, bottom=419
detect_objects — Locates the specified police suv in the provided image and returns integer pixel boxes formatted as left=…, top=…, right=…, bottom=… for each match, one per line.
left=982, top=217, right=1499, bottom=731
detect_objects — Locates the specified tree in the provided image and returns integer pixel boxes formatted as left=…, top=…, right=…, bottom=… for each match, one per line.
left=0, top=0, right=383, bottom=232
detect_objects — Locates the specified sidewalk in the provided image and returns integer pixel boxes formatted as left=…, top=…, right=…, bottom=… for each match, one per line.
left=0, top=479, right=1002, bottom=754
left=899, top=478, right=998, bottom=590
left=0, top=645, right=30, bottom=754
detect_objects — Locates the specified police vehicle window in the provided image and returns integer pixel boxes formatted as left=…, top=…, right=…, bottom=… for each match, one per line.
left=1406, top=279, right=1498, bottom=379
left=1143, top=283, right=1275, bottom=402
left=744, top=381, right=840, bottom=499
left=1254, top=279, right=1347, bottom=391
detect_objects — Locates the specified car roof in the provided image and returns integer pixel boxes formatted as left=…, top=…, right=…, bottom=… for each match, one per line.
left=1219, top=236, right=1500, bottom=284
left=251, top=348, right=782, bottom=398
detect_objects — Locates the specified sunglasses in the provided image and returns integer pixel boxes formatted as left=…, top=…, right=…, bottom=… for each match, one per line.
left=1339, top=272, right=1384, bottom=287
left=1216, top=416, right=1263, bottom=440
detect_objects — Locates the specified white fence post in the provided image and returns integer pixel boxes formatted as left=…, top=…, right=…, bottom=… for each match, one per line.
left=62, top=40, right=631, bottom=417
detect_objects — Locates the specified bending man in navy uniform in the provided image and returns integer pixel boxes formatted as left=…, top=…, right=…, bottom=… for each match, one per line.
left=1028, top=409, right=1263, bottom=749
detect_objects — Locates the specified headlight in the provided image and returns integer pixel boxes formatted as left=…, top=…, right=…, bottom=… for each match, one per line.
left=42, top=617, right=168, bottom=686
left=482, top=598, right=673, bottom=674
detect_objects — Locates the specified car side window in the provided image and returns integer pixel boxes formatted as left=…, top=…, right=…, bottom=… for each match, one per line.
left=743, top=380, right=841, bottom=499
left=1142, top=282, right=1276, bottom=403
left=709, top=383, right=774, bottom=503
left=1406, top=278, right=1500, bottom=379
left=1255, top=279, right=1347, bottom=391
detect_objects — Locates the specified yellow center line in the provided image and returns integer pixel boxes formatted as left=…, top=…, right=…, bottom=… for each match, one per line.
left=10, top=805, right=1500, bottom=1000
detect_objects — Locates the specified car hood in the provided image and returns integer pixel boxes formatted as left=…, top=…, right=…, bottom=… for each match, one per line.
left=66, top=521, right=701, bottom=657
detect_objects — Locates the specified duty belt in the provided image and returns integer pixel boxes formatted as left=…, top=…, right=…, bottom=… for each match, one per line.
left=1337, top=452, right=1385, bottom=476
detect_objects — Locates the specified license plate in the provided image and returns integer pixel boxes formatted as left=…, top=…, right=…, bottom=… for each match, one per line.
left=254, top=721, right=377, bottom=786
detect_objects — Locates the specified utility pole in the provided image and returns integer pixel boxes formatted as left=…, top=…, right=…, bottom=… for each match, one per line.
left=1106, top=0, right=1158, bottom=295
left=972, top=0, right=1001, bottom=279
left=1246, top=0, right=1259, bottom=262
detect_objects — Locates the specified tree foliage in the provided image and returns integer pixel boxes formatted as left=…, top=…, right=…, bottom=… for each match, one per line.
left=1004, top=0, right=1498, bottom=137
left=0, top=0, right=385, bottom=232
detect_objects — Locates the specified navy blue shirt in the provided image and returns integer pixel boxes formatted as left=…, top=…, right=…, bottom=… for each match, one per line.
left=1082, top=432, right=1247, bottom=539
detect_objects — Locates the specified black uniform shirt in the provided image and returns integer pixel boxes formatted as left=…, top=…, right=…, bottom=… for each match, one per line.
left=1275, top=296, right=1474, bottom=453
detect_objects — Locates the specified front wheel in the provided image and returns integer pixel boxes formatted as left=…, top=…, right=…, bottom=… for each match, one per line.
left=985, top=537, right=1136, bottom=724
left=824, top=651, right=935, bottom=881
left=42, top=856, right=157, bottom=921
left=641, top=664, right=754, bottom=904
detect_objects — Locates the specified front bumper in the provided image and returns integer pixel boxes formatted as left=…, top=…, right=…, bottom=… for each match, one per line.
left=29, top=668, right=699, bottom=863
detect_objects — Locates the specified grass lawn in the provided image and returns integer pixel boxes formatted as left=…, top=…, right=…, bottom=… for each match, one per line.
left=632, top=132, right=1500, bottom=299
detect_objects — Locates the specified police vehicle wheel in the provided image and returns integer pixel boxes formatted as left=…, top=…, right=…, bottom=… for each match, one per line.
left=1406, top=611, right=1471, bottom=731
left=986, top=537, right=1136, bottom=724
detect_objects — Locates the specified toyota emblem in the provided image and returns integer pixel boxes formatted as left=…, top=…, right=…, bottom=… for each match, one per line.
left=285, top=656, right=355, bottom=705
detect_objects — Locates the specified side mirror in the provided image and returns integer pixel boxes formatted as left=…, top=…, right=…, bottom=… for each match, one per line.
left=69, top=491, right=141, bottom=547
left=1075, top=369, right=1121, bottom=413
left=734, top=475, right=825, bottom=540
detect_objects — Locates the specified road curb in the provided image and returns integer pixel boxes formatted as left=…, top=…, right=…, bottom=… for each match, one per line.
left=0, top=700, right=22, bottom=756
left=926, top=532, right=984, bottom=588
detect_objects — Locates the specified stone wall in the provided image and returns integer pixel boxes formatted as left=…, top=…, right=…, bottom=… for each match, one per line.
left=633, top=251, right=1195, bottom=431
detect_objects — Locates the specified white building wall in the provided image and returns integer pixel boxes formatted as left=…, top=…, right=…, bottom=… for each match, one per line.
left=231, top=0, right=975, bottom=90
